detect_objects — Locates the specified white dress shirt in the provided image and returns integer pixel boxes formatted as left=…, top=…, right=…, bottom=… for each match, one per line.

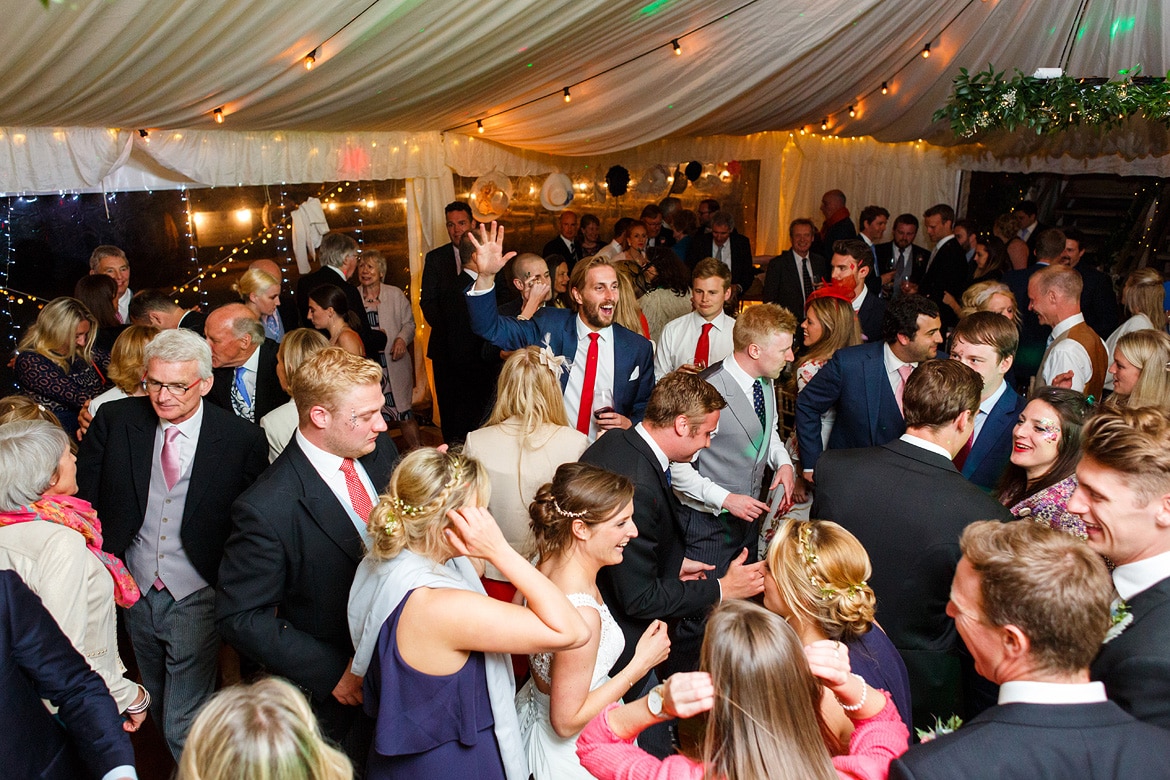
left=116, top=287, right=132, bottom=323
left=563, top=318, right=616, bottom=441
left=998, top=680, right=1107, bottom=705
left=899, top=432, right=953, bottom=461
left=1113, top=549, right=1170, bottom=601
left=852, top=283, right=869, bottom=313
left=654, top=310, right=735, bottom=380
left=1041, top=314, right=1099, bottom=391
left=883, top=343, right=919, bottom=398
left=294, top=429, right=378, bottom=540
left=634, top=422, right=669, bottom=472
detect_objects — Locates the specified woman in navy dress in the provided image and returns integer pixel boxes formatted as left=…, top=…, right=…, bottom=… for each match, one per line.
left=347, top=448, right=590, bottom=780
left=764, top=518, right=913, bottom=741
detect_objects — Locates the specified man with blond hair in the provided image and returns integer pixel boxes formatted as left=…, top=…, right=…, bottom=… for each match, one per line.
left=217, top=347, right=398, bottom=758
left=1069, top=406, right=1170, bottom=728
left=891, top=521, right=1170, bottom=778
left=1029, top=263, right=1109, bottom=397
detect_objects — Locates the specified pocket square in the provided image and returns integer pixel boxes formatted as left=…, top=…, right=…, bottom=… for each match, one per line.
left=629, top=365, right=640, bottom=381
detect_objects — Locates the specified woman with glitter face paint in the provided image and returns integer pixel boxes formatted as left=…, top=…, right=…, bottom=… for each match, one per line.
left=995, top=387, right=1092, bottom=538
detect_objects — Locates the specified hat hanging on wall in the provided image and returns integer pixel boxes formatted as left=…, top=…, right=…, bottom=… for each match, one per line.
left=670, top=164, right=688, bottom=194
left=605, top=165, right=630, bottom=197
left=540, top=173, right=574, bottom=211
left=470, top=170, right=513, bottom=222
left=684, top=160, right=703, bottom=182
left=635, top=164, right=671, bottom=198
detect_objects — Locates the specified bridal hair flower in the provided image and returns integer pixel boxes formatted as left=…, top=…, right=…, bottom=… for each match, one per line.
left=797, top=522, right=867, bottom=600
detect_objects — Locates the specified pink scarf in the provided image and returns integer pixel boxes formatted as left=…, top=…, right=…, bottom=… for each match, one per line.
left=0, top=494, right=141, bottom=607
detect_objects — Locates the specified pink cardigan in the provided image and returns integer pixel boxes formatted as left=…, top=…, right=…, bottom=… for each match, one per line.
left=577, top=694, right=909, bottom=780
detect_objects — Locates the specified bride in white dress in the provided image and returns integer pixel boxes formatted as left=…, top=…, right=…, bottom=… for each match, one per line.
left=516, top=463, right=671, bottom=779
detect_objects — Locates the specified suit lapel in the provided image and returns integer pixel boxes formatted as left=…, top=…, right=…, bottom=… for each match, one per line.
left=558, top=316, right=579, bottom=391
left=288, top=440, right=365, bottom=564
left=862, top=346, right=888, bottom=441
left=182, top=405, right=222, bottom=524
left=128, top=405, right=156, bottom=519
left=718, top=371, right=766, bottom=460
left=626, top=429, right=675, bottom=522
left=964, top=386, right=1018, bottom=475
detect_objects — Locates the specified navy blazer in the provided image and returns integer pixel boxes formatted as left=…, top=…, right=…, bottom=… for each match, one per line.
left=0, top=570, right=134, bottom=780
left=795, top=341, right=904, bottom=473
left=962, top=383, right=1025, bottom=492
left=1091, top=574, right=1170, bottom=729
left=466, top=286, right=654, bottom=423
left=890, top=700, right=1170, bottom=779
left=857, top=290, right=887, bottom=344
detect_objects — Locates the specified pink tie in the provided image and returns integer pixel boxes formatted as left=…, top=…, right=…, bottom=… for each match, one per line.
left=161, top=426, right=181, bottom=490
left=340, top=458, right=374, bottom=522
left=894, top=364, right=914, bottom=416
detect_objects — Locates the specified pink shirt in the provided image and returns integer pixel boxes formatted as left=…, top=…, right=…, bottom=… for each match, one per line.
left=577, top=695, right=908, bottom=780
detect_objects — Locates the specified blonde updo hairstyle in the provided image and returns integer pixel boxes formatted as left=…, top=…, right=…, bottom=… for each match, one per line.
left=766, top=518, right=876, bottom=642
left=367, top=448, right=490, bottom=562
left=176, top=677, right=352, bottom=780
left=233, top=269, right=280, bottom=302
left=528, top=462, right=634, bottom=563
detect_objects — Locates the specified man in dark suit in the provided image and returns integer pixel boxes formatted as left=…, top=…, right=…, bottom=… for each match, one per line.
left=1058, top=228, right=1118, bottom=340
left=671, top=304, right=796, bottom=575
left=830, top=238, right=886, bottom=343
left=641, top=203, right=674, bottom=250
left=541, top=209, right=581, bottom=266
left=891, top=521, right=1170, bottom=779
left=813, top=188, right=857, bottom=259
left=129, top=288, right=207, bottom=336
left=204, top=303, right=289, bottom=423
left=876, top=213, right=929, bottom=298
left=295, top=231, right=375, bottom=351
left=467, top=225, right=654, bottom=440
left=420, top=201, right=500, bottom=444
left=813, top=360, right=1015, bottom=730
left=581, top=373, right=764, bottom=697
left=0, top=570, right=136, bottom=780
left=217, top=347, right=398, bottom=756
left=919, top=204, right=969, bottom=332
left=857, top=204, right=889, bottom=296
left=77, top=329, right=268, bottom=757
left=1014, top=199, right=1048, bottom=261
left=761, top=218, right=827, bottom=339
left=685, top=210, right=754, bottom=292
left=796, top=294, right=942, bottom=478
left=1002, top=228, right=1062, bottom=390
left=1069, top=406, right=1170, bottom=729
left=949, top=312, right=1026, bottom=492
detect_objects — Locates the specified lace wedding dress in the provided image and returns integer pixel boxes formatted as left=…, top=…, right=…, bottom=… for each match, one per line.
left=516, top=593, right=626, bottom=779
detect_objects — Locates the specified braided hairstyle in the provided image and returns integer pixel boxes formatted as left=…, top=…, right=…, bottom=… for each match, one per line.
left=528, top=462, right=634, bottom=563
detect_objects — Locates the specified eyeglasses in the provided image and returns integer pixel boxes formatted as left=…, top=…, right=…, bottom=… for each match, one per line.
left=142, top=380, right=198, bottom=396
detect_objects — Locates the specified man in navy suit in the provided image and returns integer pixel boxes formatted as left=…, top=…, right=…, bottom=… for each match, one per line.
left=891, top=521, right=1170, bottom=779
left=1069, top=406, right=1170, bottom=729
left=1002, top=228, right=1063, bottom=390
left=0, top=570, right=136, bottom=780
left=796, top=294, right=942, bottom=478
left=466, top=223, right=654, bottom=440
left=830, top=238, right=885, bottom=343
left=949, top=312, right=1025, bottom=492
left=919, top=204, right=969, bottom=333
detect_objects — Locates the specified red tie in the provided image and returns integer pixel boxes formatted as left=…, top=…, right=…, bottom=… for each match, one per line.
left=953, top=430, right=975, bottom=470
left=694, top=322, right=713, bottom=368
left=576, top=333, right=600, bottom=434
left=340, top=458, right=374, bottom=522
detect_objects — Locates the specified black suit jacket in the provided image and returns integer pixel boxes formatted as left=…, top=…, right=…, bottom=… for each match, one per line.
left=761, top=250, right=828, bottom=319
left=295, top=265, right=376, bottom=351
left=581, top=428, right=720, bottom=688
left=215, top=434, right=397, bottom=733
left=208, top=339, right=290, bottom=423
left=541, top=236, right=581, bottom=265
left=1091, top=575, right=1170, bottom=729
left=178, top=309, right=206, bottom=336
left=0, top=571, right=134, bottom=780
left=77, top=396, right=269, bottom=587
left=875, top=242, right=929, bottom=281
left=857, top=289, right=887, bottom=344
left=920, top=238, right=968, bottom=330
left=812, top=439, right=1013, bottom=729
left=813, top=215, right=858, bottom=259
left=685, top=231, right=754, bottom=291
left=1076, top=264, right=1119, bottom=339
left=890, top=700, right=1170, bottom=779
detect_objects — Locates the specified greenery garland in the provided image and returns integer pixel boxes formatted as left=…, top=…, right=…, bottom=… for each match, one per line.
left=934, top=66, right=1170, bottom=137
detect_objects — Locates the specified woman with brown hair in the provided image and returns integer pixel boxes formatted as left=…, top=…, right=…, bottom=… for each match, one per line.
left=576, top=213, right=604, bottom=258
left=577, top=600, right=908, bottom=780
left=765, top=519, right=912, bottom=736
left=14, top=297, right=108, bottom=436
left=73, top=274, right=125, bottom=354
left=347, top=448, right=589, bottom=780
left=518, top=462, right=671, bottom=779
left=306, top=284, right=364, bottom=356
left=88, top=325, right=159, bottom=418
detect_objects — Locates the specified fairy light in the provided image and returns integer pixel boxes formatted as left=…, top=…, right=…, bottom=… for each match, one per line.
left=921, top=43, right=931, bottom=59
left=672, top=39, right=682, bottom=55
left=304, top=49, right=317, bottom=71
left=563, top=87, right=572, bottom=103
left=881, top=81, right=889, bottom=95
left=213, top=107, right=225, bottom=124
left=476, top=120, right=484, bottom=133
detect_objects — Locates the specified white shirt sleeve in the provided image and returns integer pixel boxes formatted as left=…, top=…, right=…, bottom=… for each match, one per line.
left=669, top=461, right=731, bottom=515
left=1041, top=340, right=1093, bottom=391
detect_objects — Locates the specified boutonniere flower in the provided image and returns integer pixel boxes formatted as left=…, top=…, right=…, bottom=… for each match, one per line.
left=915, top=714, right=962, bottom=743
left=1104, top=599, right=1132, bottom=644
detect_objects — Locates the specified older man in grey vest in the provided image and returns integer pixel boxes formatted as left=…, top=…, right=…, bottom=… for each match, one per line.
left=670, top=303, right=797, bottom=576
left=77, top=329, right=268, bottom=757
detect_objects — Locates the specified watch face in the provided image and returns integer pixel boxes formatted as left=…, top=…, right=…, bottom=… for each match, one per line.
left=648, top=685, right=665, bottom=717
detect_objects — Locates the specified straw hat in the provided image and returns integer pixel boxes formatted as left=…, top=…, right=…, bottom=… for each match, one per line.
left=470, top=170, right=512, bottom=222
left=539, top=173, right=574, bottom=211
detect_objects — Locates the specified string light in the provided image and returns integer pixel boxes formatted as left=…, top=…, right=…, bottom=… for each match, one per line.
left=476, top=119, right=484, bottom=133
left=921, top=43, right=931, bottom=59
left=213, top=107, right=225, bottom=124
left=563, top=87, right=571, bottom=103
left=304, top=48, right=317, bottom=70
left=820, top=118, right=829, bottom=130
left=881, top=81, right=889, bottom=95
left=848, top=105, right=856, bottom=117
left=138, top=129, right=149, bottom=138
left=672, top=39, right=682, bottom=56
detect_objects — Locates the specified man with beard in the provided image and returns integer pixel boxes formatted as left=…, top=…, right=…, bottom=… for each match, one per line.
left=466, top=223, right=654, bottom=441
left=876, top=213, right=929, bottom=298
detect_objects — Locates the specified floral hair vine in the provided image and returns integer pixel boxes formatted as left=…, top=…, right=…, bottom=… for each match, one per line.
left=444, top=455, right=464, bottom=491
left=796, top=523, right=866, bottom=600
left=552, top=498, right=587, bottom=518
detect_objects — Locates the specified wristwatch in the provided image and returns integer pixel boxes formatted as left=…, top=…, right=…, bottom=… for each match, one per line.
left=647, top=684, right=670, bottom=719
